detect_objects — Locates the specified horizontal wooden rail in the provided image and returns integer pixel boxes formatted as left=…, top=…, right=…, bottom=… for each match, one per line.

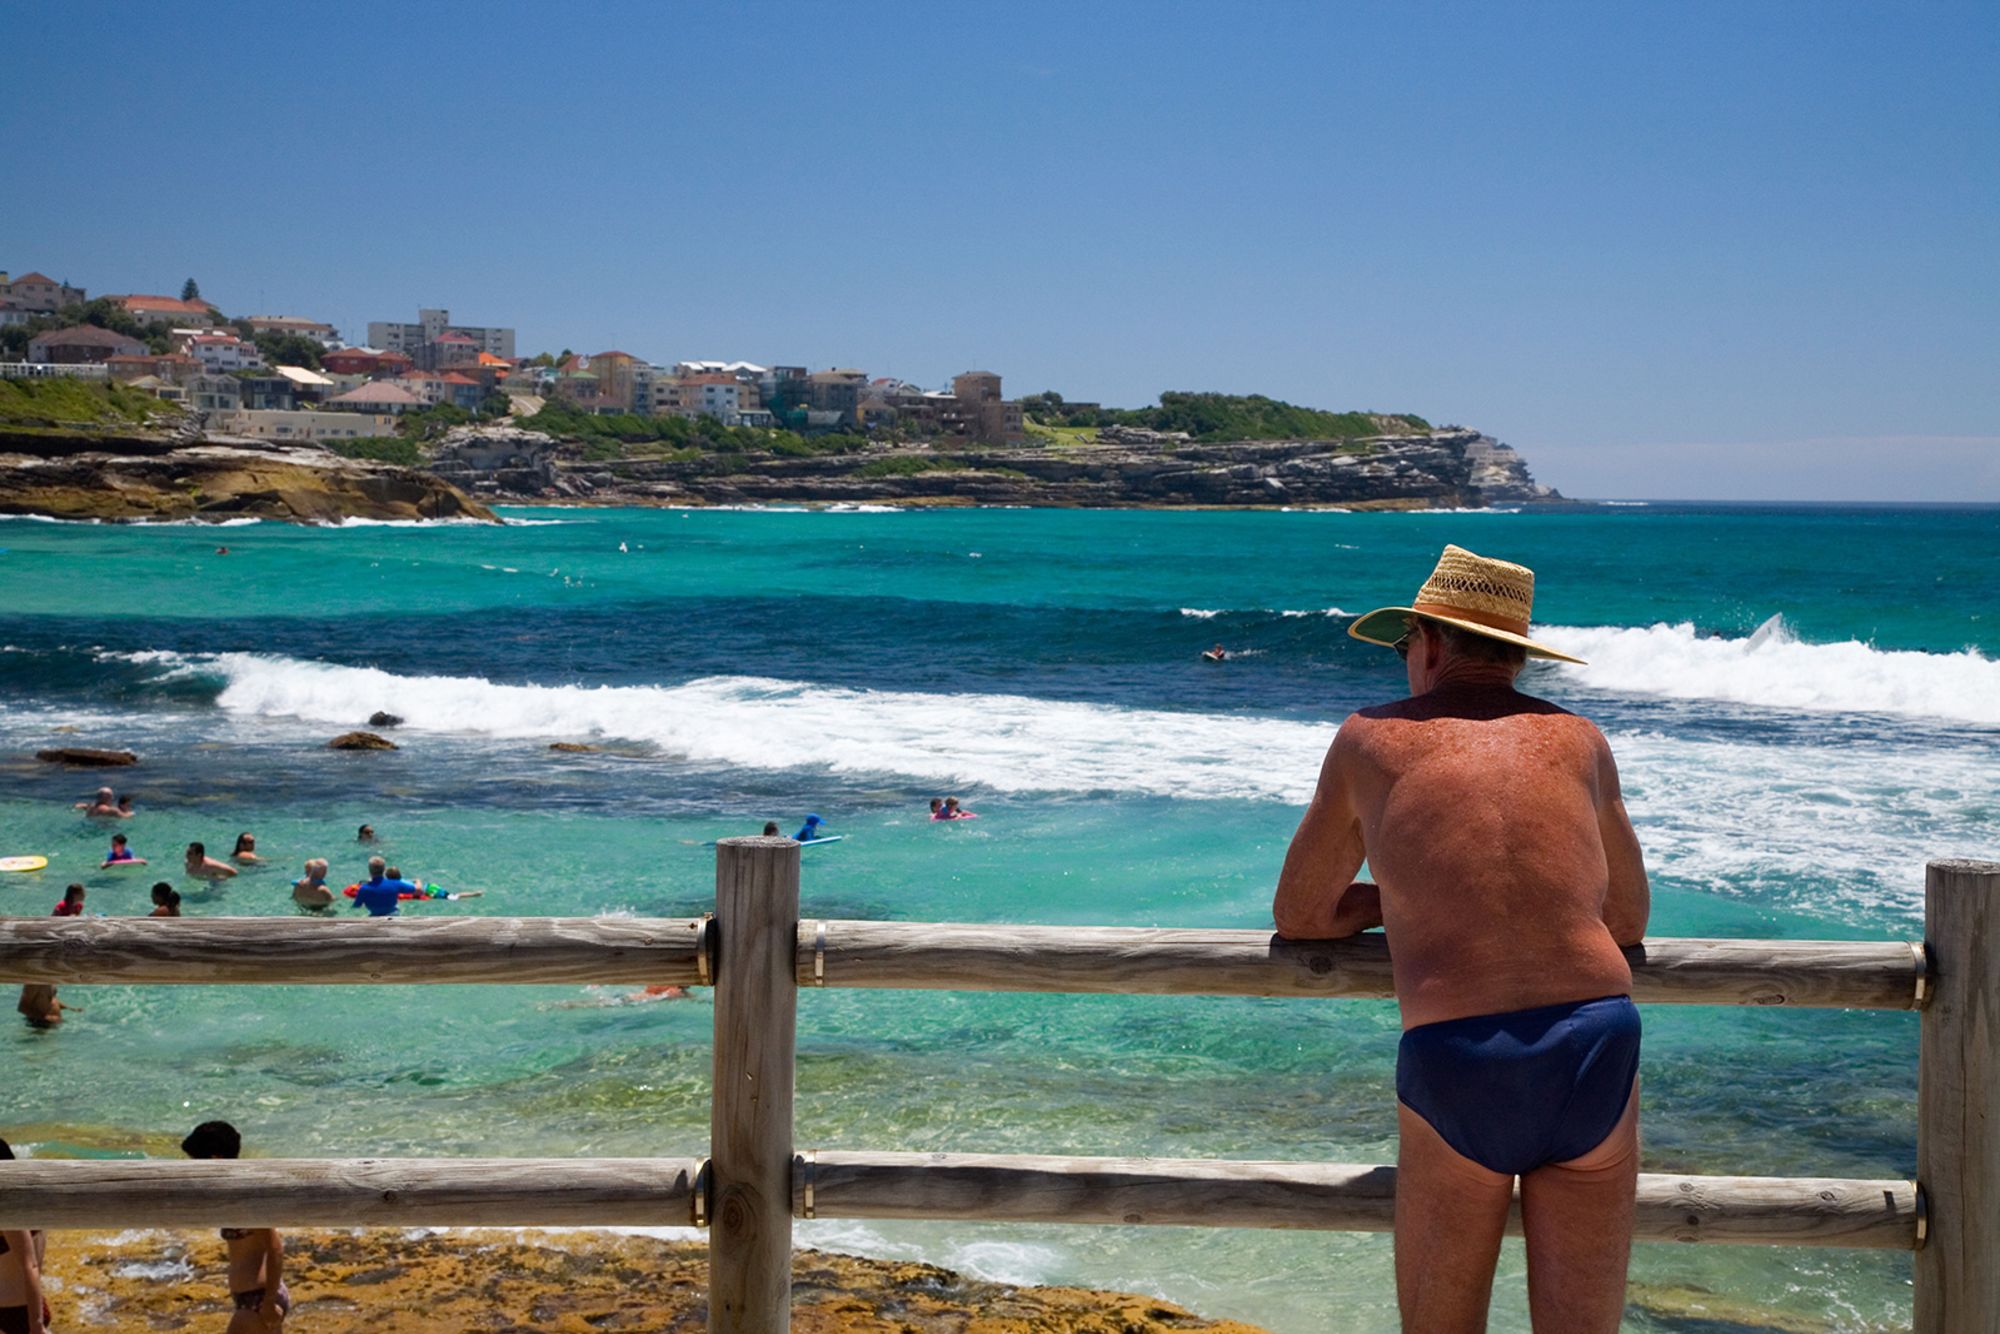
left=798, top=921, right=1928, bottom=1010
left=0, top=1158, right=704, bottom=1229
left=793, top=1151, right=1922, bottom=1250
left=0, top=916, right=710, bottom=986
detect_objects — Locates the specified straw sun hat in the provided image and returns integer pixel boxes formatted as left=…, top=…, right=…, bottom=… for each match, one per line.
left=1347, top=544, right=1586, bottom=665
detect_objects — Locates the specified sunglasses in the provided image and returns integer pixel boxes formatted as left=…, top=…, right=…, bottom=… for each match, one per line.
left=1393, top=624, right=1419, bottom=661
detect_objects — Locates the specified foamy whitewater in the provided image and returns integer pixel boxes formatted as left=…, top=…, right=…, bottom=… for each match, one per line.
left=1, top=501, right=1993, bottom=1333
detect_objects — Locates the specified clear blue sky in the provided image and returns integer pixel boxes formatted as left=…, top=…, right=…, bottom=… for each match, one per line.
left=4, top=1, right=1993, bottom=499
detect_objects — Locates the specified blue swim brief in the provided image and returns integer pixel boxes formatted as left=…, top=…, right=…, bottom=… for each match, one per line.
left=1396, top=994, right=1640, bottom=1176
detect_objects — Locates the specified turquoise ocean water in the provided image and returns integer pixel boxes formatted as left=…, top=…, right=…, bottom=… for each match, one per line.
left=1, top=502, right=1996, bottom=1331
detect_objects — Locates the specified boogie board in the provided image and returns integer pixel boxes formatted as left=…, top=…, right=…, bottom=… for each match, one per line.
left=0, top=856, right=49, bottom=873
left=929, top=812, right=979, bottom=822
left=799, top=835, right=845, bottom=846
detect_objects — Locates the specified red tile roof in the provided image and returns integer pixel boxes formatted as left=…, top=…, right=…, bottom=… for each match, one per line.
left=29, top=325, right=143, bottom=347
left=11, top=272, right=60, bottom=286
left=440, top=373, right=480, bottom=385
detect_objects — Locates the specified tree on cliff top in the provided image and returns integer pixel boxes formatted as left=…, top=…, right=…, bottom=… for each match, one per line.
left=1104, top=393, right=1430, bottom=442
left=181, top=278, right=201, bottom=302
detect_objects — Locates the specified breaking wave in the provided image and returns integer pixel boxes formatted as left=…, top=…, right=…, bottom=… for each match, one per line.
left=1539, top=615, right=2000, bottom=727
left=178, top=653, right=1336, bottom=801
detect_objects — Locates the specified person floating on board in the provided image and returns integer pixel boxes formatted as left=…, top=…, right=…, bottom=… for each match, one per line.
left=102, top=834, right=146, bottom=867
left=1273, top=544, right=1647, bottom=1334
left=1203, top=643, right=1229, bottom=662
left=794, top=814, right=829, bottom=842
left=928, top=798, right=944, bottom=818
left=50, top=885, right=85, bottom=917
left=932, top=796, right=975, bottom=821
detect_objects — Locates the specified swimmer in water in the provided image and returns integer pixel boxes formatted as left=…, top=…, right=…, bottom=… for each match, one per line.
left=74, top=787, right=119, bottom=817
left=151, top=883, right=183, bottom=917
left=231, top=832, right=263, bottom=864
left=356, top=825, right=376, bottom=844
left=793, top=814, right=828, bottom=842
left=762, top=822, right=780, bottom=836
left=185, top=842, right=238, bottom=880
left=102, top=833, right=146, bottom=867
left=291, top=860, right=333, bottom=910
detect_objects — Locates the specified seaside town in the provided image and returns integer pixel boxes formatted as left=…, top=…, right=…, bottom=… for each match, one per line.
left=0, top=268, right=1033, bottom=448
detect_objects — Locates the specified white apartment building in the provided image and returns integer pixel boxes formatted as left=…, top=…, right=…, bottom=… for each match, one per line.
left=213, top=409, right=401, bottom=442
left=181, top=333, right=265, bottom=373
left=367, top=307, right=515, bottom=360
left=243, top=316, right=341, bottom=347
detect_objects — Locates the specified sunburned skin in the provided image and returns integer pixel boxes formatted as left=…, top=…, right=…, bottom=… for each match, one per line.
left=1272, top=633, right=1648, bottom=1029
left=1273, top=614, right=1652, bottom=1334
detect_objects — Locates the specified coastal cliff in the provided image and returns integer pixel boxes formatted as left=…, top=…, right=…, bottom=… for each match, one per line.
left=0, top=429, right=496, bottom=524
left=429, top=425, right=1563, bottom=510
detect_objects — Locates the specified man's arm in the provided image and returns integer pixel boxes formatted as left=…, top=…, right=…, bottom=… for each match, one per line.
left=1595, top=730, right=1650, bottom=946
left=1272, top=723, right=1379, bottom=939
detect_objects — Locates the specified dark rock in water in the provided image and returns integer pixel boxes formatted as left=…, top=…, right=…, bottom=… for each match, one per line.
left=327, top=732, right=398, bottom=751
left=35, top=747, right=138, bottom=766
left=367, top=712, right=404, bottom=728
left=548, top=742, right=599, bottom=753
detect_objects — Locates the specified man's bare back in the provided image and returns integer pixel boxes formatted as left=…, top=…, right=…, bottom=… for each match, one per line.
left=1287, top=684, right=1646, bottom=1028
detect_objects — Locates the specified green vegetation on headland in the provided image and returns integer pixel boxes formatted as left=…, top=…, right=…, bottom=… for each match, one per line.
left=1021, top=390, right=1431, bottom=442
left=516, top=400, right=870, bottom=460
left=0, top=377, right=178, bottom=431
left=323, top=436, right=424, bottom=467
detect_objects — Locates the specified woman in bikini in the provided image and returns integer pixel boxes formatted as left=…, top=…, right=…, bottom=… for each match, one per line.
left=181, top=1122, right=287, bottom=1331
left=0, top=1138, right=50, bottom=1334
left=230, top=833, right=264, bottom=864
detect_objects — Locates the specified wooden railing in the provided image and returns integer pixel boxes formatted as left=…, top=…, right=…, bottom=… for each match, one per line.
left=1, top=845, right=1994, bottom=1334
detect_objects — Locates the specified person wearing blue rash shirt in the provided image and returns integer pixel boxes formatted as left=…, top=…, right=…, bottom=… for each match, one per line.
left=793, top=814, right=827, bottom=842
left=351, top=856, right=420, bottom=916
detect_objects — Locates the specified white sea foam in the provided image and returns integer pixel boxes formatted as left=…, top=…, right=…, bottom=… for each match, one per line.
left=1178, top=608, right=1224, bottom=619
left=1540, top=615, right=2000, bottom=727
left=174, top=653, right=1334, bottom=800
left=325, top=516, right=493, bottom=528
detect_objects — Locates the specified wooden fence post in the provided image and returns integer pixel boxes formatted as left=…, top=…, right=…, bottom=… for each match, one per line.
left=1915, top=858, right=2000, bottom=1334
left=710, top=837, right=801, bottom=1334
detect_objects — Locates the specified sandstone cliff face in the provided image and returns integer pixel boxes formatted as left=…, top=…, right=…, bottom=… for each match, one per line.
left=0, top=431, right=496, bottom=524
left=430, top=426, right=1563, bottom=510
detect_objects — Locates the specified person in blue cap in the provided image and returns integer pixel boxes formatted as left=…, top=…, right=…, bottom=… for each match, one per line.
left=793, top=814, right=828, bottom=842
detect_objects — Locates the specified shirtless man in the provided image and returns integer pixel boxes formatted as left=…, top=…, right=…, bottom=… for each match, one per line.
left=73, top=787, right=119, bottom=817
left=181, top=1121, right=287, bottom=1331
left=1273, top=545, right=1648, bottom=1334
left=185, top=842, right=238, bottom=880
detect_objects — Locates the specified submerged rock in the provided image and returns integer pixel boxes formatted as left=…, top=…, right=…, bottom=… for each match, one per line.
left=548, top=742, right=599, bottom=753
left=35, top=747, right=138, bottom=766
left=327, top=732, right=397, bottom=751
left=41, top=1229, right=1272, bottom=1332
left=367, top=711, right=404, bottom=728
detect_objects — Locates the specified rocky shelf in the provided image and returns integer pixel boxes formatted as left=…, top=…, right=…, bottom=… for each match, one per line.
left=0, top=429, right=494, bottom=524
